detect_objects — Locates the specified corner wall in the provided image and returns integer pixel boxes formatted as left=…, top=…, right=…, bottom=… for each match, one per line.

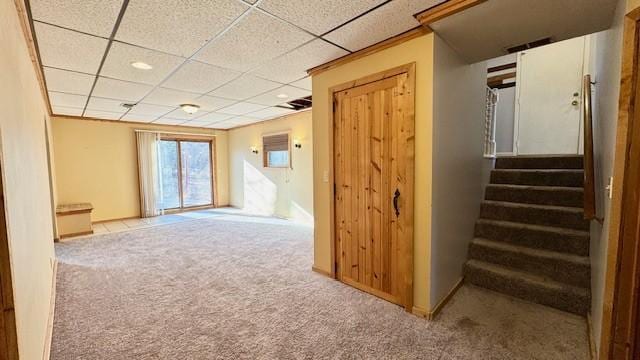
left=588, top=0, right=626, bottom=354
left=312, top=34, right=435, bottom=312
left=227, top=111, right=313, bottom=223
left=51, top=117, right=229, bottom=222
left=430, top=35, right=489, bottom=307
left=0, top=1, right=56, bottom=358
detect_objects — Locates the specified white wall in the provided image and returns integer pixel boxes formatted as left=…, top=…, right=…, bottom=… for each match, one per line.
left=430, top=35, right=489, bottom=307
left=487, top=54, right=518, bottom=154
left=0, top=1, right=56, bottom=358
left=588, top=0, right=625, bottom=354
left=228, top=111, right=313, bottom=224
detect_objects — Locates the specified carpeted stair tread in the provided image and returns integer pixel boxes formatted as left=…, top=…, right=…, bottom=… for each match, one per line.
left=475, top=219, right=590, bottom=256
left=464, top=259, right=590, bottom=315
left=480, top=200, right=588, bottom=231
left=485, top=184, right=584, bottom=207
left=469, top=238, right=590, bottom=288
left=495, top=155, right=584, bottom=169
left=491, top=169, right=584, bottom=187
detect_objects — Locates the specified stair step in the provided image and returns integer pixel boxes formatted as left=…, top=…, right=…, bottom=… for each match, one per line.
left=468, top=238, right=590, bottom=288
left=491, top=169, right=584, bottom=187
left=480, top=201, right=588, bottom=231
left=474, top=219, right=590, bottom=256
left=485, top=184, right=584, bottom=208
left=464, top=260, right=590, bottom=315
left=495, top=155, right=584, bottom=170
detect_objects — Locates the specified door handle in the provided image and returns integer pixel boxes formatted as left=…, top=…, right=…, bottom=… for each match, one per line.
left=393, top=189, right=400, bottom=217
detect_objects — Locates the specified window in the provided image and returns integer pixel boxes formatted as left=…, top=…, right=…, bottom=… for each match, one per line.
left=263, top=133, right=290, bottom=168
left=159, top=139, right=214, bottom=210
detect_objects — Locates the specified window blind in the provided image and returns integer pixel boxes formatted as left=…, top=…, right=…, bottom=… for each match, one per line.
left=263, top=133, right=289, bottom=152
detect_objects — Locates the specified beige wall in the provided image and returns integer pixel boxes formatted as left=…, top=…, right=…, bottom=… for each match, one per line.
left=1, top=1, right=57, bottom=358
left=312, top=34, right=435, bottom=312
left=589, top=0, right=626, bottom=355
left=52, top=117, right=229, bottom=222
left=430, top=35, right=489, bottom=306
left=228, top=111, right=313, bottom=223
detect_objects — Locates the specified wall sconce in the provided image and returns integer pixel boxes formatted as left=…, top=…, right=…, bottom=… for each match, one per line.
left=293, top=139, right=302, bottom=149
left=250, top=146, right=259, bottom=154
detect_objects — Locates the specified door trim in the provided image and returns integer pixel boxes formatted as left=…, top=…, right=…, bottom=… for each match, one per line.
left=599, top=7, right=640, bottom=359
left=328, top=63, right=416, bottom=311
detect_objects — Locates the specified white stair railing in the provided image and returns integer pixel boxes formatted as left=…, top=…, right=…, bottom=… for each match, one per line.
left=484, top=87, right=499, bottom=158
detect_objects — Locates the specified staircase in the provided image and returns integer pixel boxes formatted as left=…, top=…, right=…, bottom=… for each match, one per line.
left=464, top=155, right=591, bottom=315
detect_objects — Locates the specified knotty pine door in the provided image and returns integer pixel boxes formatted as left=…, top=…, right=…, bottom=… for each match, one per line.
left=333, top=68, right=415, bottom=311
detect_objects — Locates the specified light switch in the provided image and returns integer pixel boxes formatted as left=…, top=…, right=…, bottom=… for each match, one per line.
left=323, top=170, right=329, bottom=183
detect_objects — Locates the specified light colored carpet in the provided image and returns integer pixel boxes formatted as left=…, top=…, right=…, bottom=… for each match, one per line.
left=52, top=215, right=589, bottom=359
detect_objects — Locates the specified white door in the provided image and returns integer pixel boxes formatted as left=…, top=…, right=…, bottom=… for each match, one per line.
left=515, top=36, right=585, bottom=155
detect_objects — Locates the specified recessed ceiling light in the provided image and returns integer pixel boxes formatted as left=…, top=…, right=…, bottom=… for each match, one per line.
left=180, top=104, right=200, bottom=115
left=276, top=93, right=289, bottom=99
left=130, top=61, right=153, bottom=70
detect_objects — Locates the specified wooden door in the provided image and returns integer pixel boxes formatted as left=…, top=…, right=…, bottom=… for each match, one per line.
left=333, top=68, right=415, bottom=311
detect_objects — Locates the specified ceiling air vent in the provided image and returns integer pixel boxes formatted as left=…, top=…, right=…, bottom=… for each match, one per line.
left=277, top=96, right=312, bottom=111
left=506, top=37, right=552, bottom=54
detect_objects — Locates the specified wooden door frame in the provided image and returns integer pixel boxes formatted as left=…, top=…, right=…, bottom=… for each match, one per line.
left=328, top=63, right=416, bottom=311
left=600, top=6, right=640, bottom=359
left=0, top=160, right=19, bottom=360
left=159, top=136, right=218, bottom=210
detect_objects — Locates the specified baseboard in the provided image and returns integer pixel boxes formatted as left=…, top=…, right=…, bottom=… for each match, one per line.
left=587, top=314, right=597, bottom=360
left=412, top=306, right=428, bottom=318
left=427, top=277, right=464, bottom=320
left=43, top=259, right=58, bottom=360
left=311, top=265, right=333, bottom=278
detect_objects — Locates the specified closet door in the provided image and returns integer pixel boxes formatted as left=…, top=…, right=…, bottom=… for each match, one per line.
left=333, top=69, right=415, bottom=310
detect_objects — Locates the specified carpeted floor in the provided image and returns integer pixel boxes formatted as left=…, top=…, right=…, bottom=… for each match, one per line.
left=52, top=214, right=589, bottom=359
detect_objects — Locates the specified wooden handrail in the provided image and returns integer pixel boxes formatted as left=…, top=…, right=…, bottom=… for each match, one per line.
left=583, top=74, right=597, bottom=220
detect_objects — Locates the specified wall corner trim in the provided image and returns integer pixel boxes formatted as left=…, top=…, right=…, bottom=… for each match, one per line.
left=42, top=258, right=58, bottom=360
left=311, top=265, right=333, bottom=278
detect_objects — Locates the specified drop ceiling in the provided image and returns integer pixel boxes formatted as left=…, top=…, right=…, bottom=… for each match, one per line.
left=30, top=0, right=445, bottom=129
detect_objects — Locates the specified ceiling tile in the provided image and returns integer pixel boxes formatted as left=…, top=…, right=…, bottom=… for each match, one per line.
left=34, top=22, right=108, bottom=74
left=248, top=106, right=296, bottom=120
left=84, top=109, right=125, bottom=120
left=52, top=106, right=84, bottom=116
left=208, top=74, right=282, bottom=101
left=49, top=92, right=87, bottom=108
left=100, top=42, right=185, bottom=85
left=43, top=67, right=95, bottom=95
left=258, top=0, right=385, bottom=35
left=162, top=61, right=241, bottom=94
left=251, top=39, right=348, bottom=83
left=30, top=0, right=123, bottom=37
left=115, top=0, right=249, bottom=57
left=210, top=120, right=237, bottom=129
left=86, top=96, right=129, bottom=112
left=141, top=88, right=200, bottom=106
left=289, top=77, right=312, bottom=91
left=194, top=9, right=314, bottom=72
left=247, top=85, right=310, bottom=106
left=126, top=103, right=174, bottom=116
left=218, top=102, right=268, bottom=116
left=323, top=0, right=443, bottom=52
left=163, top=108, right=205, bottom=121
left=195, top=112, right=235, bottom=124
left=121, top=113, right=158, bottom=122
left=196, top=95, right=237, bottom=112
left=92, top=77, right=154, bottom=101
left=154, top=118, right=187, bottom=125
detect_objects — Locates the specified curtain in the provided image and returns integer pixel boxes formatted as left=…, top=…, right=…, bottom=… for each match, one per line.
left=136, top=131, right=163, bottom=218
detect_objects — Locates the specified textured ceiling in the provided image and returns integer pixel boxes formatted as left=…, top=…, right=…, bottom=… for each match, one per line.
left=31, top=0, right=444, bottom=129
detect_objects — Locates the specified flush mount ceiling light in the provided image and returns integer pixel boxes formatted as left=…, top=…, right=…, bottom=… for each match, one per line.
left=130, top=61, right=153, bottom=70
left=276, top=93, right=289, bottom=99
left=180, top=104, right=200, bottom=115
